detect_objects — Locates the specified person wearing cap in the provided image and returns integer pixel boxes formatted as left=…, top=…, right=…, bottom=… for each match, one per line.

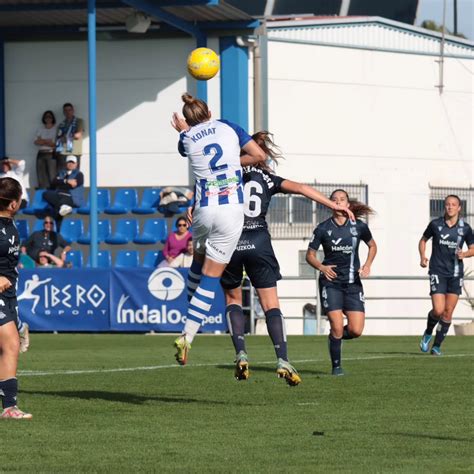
left=0, top=157, right=29, bottom=209
left=43, top=155, right=85, bottom=229
left=55, top=103, right=84, bottom=170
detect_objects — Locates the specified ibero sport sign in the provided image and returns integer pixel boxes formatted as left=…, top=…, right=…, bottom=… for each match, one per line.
left=110, top=268, right=227, bottom=332
left=17, top=268, right=227, bottom=333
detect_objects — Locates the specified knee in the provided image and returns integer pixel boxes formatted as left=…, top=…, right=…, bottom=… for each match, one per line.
left=330, top=328, right=343, bottom=339
left=442, top=309, right=454, bottom=321
left=348, top=328, right=363, bottom=338
left=432, top=309, right=443, bottom=319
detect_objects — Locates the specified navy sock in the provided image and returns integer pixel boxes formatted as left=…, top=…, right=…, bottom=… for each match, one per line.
left=342, top=325, right=354, bottom=340
left=433, top=319, right=451, bottom=348
left=265, top=308, right=288, bottom=361
left=0, top=378, right=18, bottom=409
left=328, top=334, right=342, bottom=369
left=226, top=304, right=246, bottom=354
left=425, top=310, right=440, bottom=335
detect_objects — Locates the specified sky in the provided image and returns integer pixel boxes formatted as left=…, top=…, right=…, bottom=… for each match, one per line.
left=416, top=0, right=473, bottom=39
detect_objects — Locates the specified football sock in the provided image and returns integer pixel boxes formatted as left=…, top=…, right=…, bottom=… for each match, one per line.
left=226, top=304, right=246, bottom=354
left=425, top=310, right=440, bottom=335
left=183, top=275, right=220, bottom=343
left=342, top=325, right=354, bottom=340
left=187, top=259, right=203, bottom=302
left=328, top=334, right=342, bottom=369
left=265, top=308, right=288, bottom=361
left=0, top=378, right=18, bottom=409
left=433, top=319, right=451, bottom=348
left=17, top=318, right=25, bottom=334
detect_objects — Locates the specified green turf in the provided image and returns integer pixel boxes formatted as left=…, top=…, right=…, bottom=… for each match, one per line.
left=1, top=335, right=473, bottom=473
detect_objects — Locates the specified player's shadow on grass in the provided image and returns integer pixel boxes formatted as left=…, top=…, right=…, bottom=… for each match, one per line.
left=215, top=364, right=327, bottom=376
left=22, top=390, right=227, bottom=406
left=381, top=431, right=471, bottom=443
left=365, top=351, right=424, bottom=356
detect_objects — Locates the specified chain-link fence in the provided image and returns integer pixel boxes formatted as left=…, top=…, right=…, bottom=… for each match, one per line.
left=267, top=182, right=369, bottom=239
left=430, top=186, right=474, bottom=220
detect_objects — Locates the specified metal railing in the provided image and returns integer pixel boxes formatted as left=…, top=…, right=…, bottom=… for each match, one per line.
left=430, top=185, right=474, bottom=220
left=247, top=275, right=474, bottom=335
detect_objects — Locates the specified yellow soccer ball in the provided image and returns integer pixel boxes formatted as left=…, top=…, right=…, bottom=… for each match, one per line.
left=187, top=47, right=220, bottom=80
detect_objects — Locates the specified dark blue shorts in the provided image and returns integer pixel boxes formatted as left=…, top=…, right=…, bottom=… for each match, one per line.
left=0, top=294, right=18, bottom=327
left=429, top=274, right=463, bottom=296
left=320, top=282, right=365, bottom=314
left=221, top=230, right=281, bottom=290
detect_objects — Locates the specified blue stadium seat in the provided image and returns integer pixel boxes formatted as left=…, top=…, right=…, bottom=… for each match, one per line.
left=77, top=219, right=111, bottom=245
left=86, top=250, right=111, bottom=268
left=105, top=219, right=138, bottom=245
left=16, top=219, right=30, bottom=242
left=115, top=250, right=139, bottom=268
left=32, top=218, right=57, bottom=233
left=104, top=188, right=138, bottom=215
left=22, top=189, right=48, bottom=215
left=132, top=188, right=161, bottom=215
left=66, top=250, right=83, bottom=268
left=60, top=219, right=84, bottom=244
left=142, top=250, right=164, bottom=268
left=133, top=219, right=168, bottom=245
left=77, top=189, right=111, bottom=215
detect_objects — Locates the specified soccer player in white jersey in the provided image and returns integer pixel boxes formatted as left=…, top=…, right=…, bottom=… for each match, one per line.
left=171, top=93, right=266, bottom=364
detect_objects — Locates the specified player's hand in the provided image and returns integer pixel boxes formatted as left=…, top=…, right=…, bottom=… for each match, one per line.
left=359, top=264, right=371, bottom=278
left=171, top=113, right=189, bottom=133
left=186, top=207, right=193, bottom=226
left=420, top=257, right=429, bottom=268
left=0, top=276, right=12, bottom=293
left=456, top=249, right=466, bottom=260
left=333, top=204, right=355, bottom=222
left=320, top=265, right=337, bottom=280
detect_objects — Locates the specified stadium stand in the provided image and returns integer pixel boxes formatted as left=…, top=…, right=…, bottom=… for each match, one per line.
left=16, top=219, right=30, bottom=241
left=77, top=219, right=111, bottom=245
left=132, top=188, right=161, bottom=214
left=105, top=218, right=139, bottom=245
left=115, top=250, right=140, bottom=268
left=142, top=250, right=164, bottom=268
left=133, top=218, right=168, bottom=245
left=104, top=188, right=138, bottom=214
left=60, top=219, right=84, bottom=244
left=22, top=189, right=49, bottom=215
left=77, top=188, right=111, bottom=214
left=66, top=250, right=84, bottom=268
left=86, top=250, right=112, bottom=268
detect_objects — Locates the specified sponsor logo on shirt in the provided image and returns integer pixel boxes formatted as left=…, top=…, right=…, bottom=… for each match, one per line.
left=331, top=244, right=353, bottom=254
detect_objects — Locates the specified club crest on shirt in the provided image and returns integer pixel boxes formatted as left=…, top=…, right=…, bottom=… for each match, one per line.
left=350, top=227, right=358, bottom=236
left=458, top=228, right=464, bottom=236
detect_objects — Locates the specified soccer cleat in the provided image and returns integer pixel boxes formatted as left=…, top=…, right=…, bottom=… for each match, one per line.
left=431, top=345, right=442, bottom=356
left=276, top=359, right=301, bottom=386
left=1, top=406, right=33, bottom=420
left=59, top=204, right=73, bottom=217
left=332, top=366, right=345, bottom=376
left=419, top=333, right=432, bottom=353
left=234, top=351, right=250, bottom=381
left=19, top=323, right=30, bottom=354
left=174, top=335, right=191, bottom=365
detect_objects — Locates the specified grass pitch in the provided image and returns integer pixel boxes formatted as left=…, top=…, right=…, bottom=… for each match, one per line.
left=1, top=335, right=473, bottom=473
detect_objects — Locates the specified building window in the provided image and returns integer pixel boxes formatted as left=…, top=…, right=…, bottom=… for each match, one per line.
left=429, top=186, right=473, bottom=220
left=268, top=182, right=369, bottom=240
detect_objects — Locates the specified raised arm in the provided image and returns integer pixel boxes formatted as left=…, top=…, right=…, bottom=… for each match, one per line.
left=239, top=140, right=266, bottom=167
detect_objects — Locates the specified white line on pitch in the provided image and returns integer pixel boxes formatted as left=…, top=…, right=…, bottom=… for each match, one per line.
left=17, top=353, right=473, bottom=377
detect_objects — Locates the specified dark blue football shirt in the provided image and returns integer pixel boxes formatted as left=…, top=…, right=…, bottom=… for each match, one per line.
left=423, top=217, right=474, bottom=278
left=309, top=218, right=373, bottom=284
left=0, top=217, right=20, bottom=297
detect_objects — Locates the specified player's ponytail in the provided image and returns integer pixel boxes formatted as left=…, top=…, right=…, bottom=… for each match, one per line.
left=250, top=131, right=283, bottom=172
left=0, top=177, right=22, bottom=211
left=330, top=189, right=374, bottom=220
left=181, top=93, right=210, bottom=126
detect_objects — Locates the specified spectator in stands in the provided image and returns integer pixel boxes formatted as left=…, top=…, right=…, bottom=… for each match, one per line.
left=172, top=238, right=194, bottom=268
left=55, top=103, right=84, bottom=170
left=158, top=187, right=193, bottom=217
left=36, top=251, right=64, bottom=268
left=158, top=217, right=192, bottom=268
left=0, top=157, right=29, bottom=209
left=34, top=110, right=57, bottom=189
left=44, top=155, right=85, bottom=229
left=21, top=217, right=71, bottom=262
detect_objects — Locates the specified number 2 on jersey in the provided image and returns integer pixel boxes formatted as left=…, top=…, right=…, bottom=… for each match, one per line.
left=205, top=143, right=228, bottom=174
left=244, top=180, right=263, bottom=217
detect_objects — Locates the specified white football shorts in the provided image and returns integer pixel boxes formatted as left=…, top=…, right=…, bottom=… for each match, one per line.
left=192, top=204, right=244, bottom=264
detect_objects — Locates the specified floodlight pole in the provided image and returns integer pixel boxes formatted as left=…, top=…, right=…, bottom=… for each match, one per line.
left=88, top=0, right=98, bottom=266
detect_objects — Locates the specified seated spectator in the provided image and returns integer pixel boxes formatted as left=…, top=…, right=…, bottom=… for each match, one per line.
left=168, top=238, right=194, bottom=268
left=21, top=217, right=71, bottom=262
left=44, top=155, right=85, bottom=229
left=158, top=217, right=192, bottom=268
left=0, top=157, right=29, bottom=209
left=34, top=110, right=58, bottom=189
left=36, top=251, right=64, bottom=268
left=158, top=187, right=193, bottom=217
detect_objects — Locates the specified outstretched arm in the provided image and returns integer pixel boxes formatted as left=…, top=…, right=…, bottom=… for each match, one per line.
left=359, top=239, right=377, bottom=277
left=419, top=237, right=429, bottom=268
left=239, top=140, right=266, bottom=167
left=281, top=180, right=355, bottom=221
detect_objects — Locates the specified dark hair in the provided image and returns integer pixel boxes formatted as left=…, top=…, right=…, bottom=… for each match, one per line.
left=176, top=217, right=187, bottom=227
left=63, top=102, right=74, bottom=109
left=445, top=194, right=462, bottom=206
left=181, top=93, right=210, bottom=126
left=330, top=189, right=375, bottom=219
left=42, top=110, right=56, bottom=125
left=0, top=177, right=22, bottom=211
left=249, top=131, right=283, bottom=172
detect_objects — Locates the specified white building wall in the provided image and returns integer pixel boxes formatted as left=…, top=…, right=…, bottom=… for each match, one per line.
left=267, top=40, right=473, bottom=335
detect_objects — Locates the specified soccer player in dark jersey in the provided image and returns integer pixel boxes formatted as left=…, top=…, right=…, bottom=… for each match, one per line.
left=0, top=177, right=32, bottom=419
left=221, top=132, right=355, bottom=385
left=419, top=195, right=474, bottom=355
left=306, top=189, right=377, bottom=376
